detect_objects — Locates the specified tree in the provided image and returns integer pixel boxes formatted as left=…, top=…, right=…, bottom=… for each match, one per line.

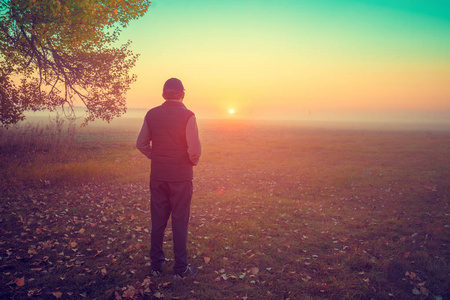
left=0, top=0, right=150, bottom=127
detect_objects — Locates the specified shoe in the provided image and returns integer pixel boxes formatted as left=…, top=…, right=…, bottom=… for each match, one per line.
left=173, top=266, right=198, bottom=281
left=151, top=260, right=167, bottom=277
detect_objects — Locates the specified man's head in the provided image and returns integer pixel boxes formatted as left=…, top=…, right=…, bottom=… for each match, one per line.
left=163, top=78, right=185, bottom=101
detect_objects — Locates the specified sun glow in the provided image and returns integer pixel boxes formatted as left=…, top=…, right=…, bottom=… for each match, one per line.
left=228, top=108, right=235, bottom=115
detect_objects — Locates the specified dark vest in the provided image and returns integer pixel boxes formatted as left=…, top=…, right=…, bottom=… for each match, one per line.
left=145, top=101, right=194, bottom=181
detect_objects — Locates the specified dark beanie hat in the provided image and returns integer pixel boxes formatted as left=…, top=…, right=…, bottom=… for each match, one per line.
left=163, top=78, right=185, bottom=93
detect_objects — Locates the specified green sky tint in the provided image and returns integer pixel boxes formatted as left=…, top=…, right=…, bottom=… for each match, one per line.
left=118, top=0, right=450, bottom=121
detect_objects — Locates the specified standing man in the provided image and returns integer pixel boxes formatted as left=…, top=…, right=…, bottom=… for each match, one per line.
left=136, top=78, right=201, bottom=280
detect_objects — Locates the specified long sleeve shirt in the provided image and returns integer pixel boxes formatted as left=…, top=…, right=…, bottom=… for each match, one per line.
left=136, top=110, right=202, bottom=166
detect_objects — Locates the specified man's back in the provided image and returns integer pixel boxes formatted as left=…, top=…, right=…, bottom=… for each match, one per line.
left=145, top=100, right=194, bottom=181
left=136, top=78, right=201, bottom=278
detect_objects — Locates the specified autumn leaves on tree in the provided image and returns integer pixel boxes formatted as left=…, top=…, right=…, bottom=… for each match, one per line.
left=0, top=0, right=151, bottom=127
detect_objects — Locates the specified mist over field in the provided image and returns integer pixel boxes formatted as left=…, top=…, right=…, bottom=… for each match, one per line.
left=24, top=105, right=450, bottom=132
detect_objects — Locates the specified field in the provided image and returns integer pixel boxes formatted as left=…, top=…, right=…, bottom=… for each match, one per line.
left=0, top=117, right=449, bottom=299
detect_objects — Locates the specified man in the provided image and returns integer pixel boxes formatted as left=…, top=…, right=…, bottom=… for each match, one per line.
left=136, top=78, right=201, bottom=280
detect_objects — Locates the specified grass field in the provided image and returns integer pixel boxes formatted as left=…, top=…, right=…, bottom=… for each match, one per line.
left=0, top=117, right=449, bottom=299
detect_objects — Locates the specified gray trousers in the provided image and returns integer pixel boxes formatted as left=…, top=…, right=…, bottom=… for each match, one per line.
left=150, top=179, right=193, bottom=275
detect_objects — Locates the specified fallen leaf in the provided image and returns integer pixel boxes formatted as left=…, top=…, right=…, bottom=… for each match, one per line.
left=250, top=267, right=259, bottom=275
left=424, top=185, right=437, bottom=191
left=15, top=276, right=25, bottom=286
left=70, top=241, right=78, bottom=248
left=52, top=291, right=63, bottom=298
left=141, top=278, right=152, bottom=288
left=203, top=256, right=211, bottom=264
left=123, top=285, right=136, bottom=298
left=27, top=289, right=42, bottom=296
left=420, top=286, right=430, bottom=296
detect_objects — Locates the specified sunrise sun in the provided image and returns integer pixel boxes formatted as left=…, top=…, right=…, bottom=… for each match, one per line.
left=228, top=108, right=235, bottom=115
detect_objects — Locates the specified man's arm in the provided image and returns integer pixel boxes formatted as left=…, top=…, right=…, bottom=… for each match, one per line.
left=136, top=118, right=152, bottom=159
left=186, top=115, right=201, bottom=165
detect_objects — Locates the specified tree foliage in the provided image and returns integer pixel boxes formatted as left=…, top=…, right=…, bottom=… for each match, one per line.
left=0, top=0, right=150, bottom=127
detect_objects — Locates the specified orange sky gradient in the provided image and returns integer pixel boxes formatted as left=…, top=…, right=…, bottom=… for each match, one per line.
left=116, top=0, right=450, bottom=123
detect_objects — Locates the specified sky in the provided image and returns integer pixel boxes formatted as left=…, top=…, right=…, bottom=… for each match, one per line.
left=117, top=0, right=450, bottom=122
